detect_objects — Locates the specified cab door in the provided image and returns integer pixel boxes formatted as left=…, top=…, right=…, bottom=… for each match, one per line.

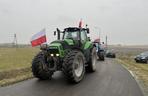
left=80, top=30, right=87, bottom=45
left=80, top=30, right=91, bottom=62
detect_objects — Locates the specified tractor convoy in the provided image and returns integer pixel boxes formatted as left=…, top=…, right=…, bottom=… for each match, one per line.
left=31, top=26, right=101, bottom=83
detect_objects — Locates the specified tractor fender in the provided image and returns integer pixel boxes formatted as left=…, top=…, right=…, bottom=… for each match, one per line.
left=71, top=47, right=83, bottom=53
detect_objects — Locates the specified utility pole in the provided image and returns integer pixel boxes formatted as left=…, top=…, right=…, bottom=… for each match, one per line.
left=12, top=33, right=18, bottom=48
left=105, top=35, right=108, bottom=50
left=99, top=28, right=101, bottom=41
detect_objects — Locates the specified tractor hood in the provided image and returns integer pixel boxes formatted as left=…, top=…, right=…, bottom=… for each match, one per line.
left=48, top=39, right=74, bottom=57
left=50, top=39, right=74, bottom=46
left=64, top=39, right=74, bottom=45
left=48, top=42, right=64, bottom=57
left=49, top=43, right=61, bottom=49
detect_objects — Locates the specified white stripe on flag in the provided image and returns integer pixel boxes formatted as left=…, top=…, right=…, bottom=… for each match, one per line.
left=31, top=29, right=46, bottom=41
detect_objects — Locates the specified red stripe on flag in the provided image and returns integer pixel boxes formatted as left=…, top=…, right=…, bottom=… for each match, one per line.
left=31, top=35, right=46, bottom=47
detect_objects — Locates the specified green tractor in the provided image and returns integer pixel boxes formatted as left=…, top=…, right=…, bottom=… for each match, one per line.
left=32, top=27, right=97, bottom=83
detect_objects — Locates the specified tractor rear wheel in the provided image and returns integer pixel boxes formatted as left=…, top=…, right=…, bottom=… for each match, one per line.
left=32, top=51, right=53, bottom=80
left=87, top=47, right=97, bottom=72
left=63, top=50, right=85, bottom=83
left=99, top=52, right=105, bottom=61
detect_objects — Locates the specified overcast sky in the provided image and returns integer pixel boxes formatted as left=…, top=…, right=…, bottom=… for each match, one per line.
left=0, top=0, right=148, bottom=45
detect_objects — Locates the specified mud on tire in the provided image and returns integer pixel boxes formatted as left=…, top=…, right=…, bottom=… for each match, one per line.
left=32, top=51, right=53, bottom=80
left=63, top=50, right=85, bottom=83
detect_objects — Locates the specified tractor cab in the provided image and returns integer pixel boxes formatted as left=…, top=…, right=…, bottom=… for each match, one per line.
left=63, top=28, right=79, bottom=40
left=55, top=27, right=90, bottom=47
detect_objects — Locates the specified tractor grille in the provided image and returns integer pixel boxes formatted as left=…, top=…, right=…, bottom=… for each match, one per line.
left=49, top=49, right=59, bottom=54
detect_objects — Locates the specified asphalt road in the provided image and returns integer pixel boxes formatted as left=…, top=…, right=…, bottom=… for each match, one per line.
left=0, top=58, right=143, bottom=96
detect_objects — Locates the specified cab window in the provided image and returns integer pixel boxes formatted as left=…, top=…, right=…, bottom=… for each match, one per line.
left=81, top=30, right=87, bottom=42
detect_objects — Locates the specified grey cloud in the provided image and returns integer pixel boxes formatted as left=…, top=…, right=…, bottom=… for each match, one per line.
left=0, top=0, right=148, bottom=45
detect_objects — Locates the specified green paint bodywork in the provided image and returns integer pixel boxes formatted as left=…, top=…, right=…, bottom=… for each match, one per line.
left=49, top=39, right=75, bottom=57
left=64, top=39, right=74, bottom=45
left=48, top=31, right=93, bottom=58
left=49, top=39, right=93, bottom=58
left=49, top=43, right=64, bottom=57
left=84, top=41, right=93, bottom=50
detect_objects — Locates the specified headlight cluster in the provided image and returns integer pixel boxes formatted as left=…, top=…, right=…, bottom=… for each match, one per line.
left=50, top=53, right=60, bottom=57
left=141, top=57, right=146, bottom=59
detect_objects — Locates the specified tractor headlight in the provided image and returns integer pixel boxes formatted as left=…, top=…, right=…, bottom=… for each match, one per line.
left=50, top=54, right=54, bottom=57
left=141, top=57, right=146, bottom=59
left=56, top=54, right=60, bottom=56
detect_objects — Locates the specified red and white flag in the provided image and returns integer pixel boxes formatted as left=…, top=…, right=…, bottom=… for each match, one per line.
left=31, top=29, right=47, bottom=47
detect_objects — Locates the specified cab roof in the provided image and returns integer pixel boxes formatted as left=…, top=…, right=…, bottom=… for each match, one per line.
left=64, top=27, right=87, bottom=32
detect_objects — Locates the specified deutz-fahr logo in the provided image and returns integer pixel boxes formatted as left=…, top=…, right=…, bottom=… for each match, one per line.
left=49, top=46, right=58, bottom=49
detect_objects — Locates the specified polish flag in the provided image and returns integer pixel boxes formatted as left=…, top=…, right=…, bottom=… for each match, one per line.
left=31, top=29, right=47, bottom=47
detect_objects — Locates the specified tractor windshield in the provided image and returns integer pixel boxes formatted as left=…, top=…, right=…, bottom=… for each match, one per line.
left=63, top=31, right=78, bottom=40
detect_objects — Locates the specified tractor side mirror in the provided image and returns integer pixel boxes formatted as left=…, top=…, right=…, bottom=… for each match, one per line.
left=54, top=31, right=56, bottom=36
left=87, top=28, right=90, bottom=34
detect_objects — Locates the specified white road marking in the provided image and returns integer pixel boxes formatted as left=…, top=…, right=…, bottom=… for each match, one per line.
left=129, top=70, right=135, bottom=78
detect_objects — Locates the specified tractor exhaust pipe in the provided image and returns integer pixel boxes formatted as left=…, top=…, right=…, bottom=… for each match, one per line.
left=57, top=28, right=60, bottom=40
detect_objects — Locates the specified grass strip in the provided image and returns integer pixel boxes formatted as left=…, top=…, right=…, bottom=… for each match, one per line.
left=116, top=58, right=148, bottom=96
left=0, top=67, right=33, bottom=87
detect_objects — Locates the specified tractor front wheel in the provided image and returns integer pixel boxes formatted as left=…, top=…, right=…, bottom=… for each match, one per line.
left=32, top=51, right=53, bottom=80
left=98, top=52, right=105, bottom=61
left=63, top=50, right=85, bottom=83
